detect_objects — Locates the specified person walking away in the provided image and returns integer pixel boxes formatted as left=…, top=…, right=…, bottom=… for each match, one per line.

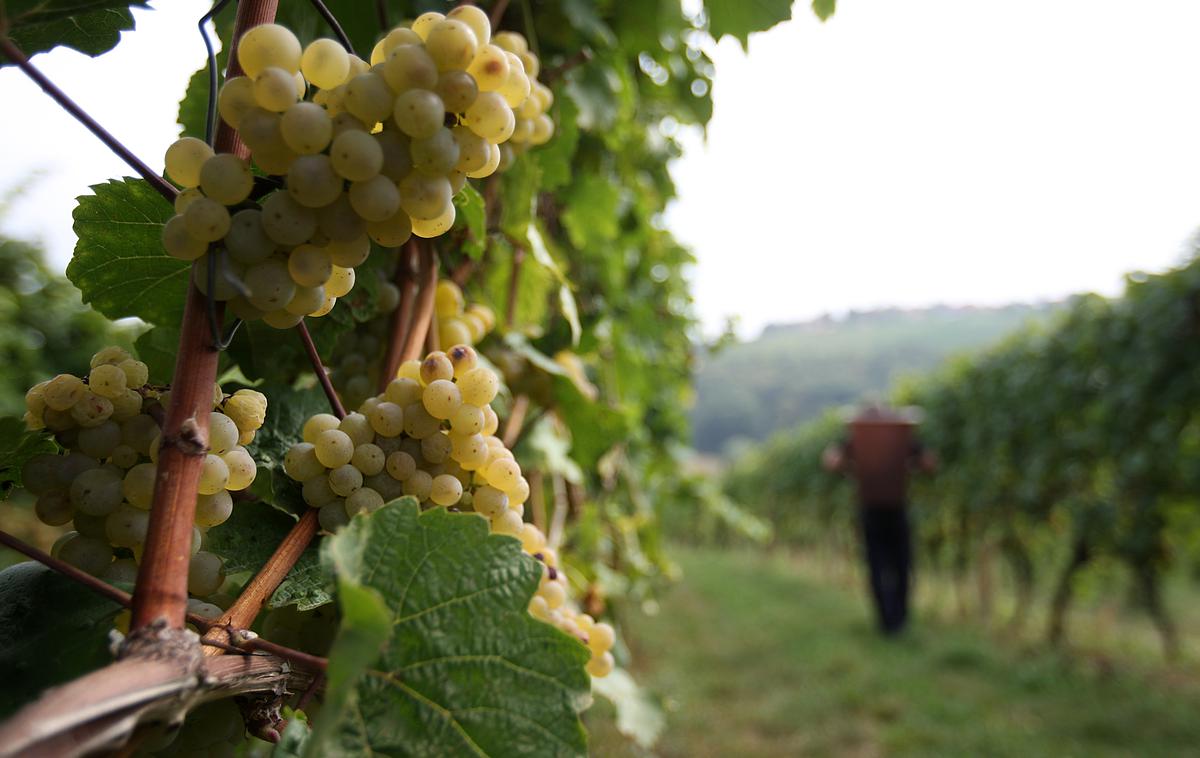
left=822, top=405, right=935, bottom=635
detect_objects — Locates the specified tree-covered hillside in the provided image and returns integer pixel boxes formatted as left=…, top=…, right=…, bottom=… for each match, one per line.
left=692, top=304, right=1056, bottom=454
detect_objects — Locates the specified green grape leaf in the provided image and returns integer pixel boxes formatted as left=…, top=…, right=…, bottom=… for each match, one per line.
left=67, top=179, right=183, bottom=327
left=0, top=2, right=149, bottom=66
left=0, top=562, right=123, bottom=718
left=453, top=184, right=487, bottom=260
left=274, top=711, right=312, bottom=757
left=133, top=324, right=179, bottom=385
left=204, top=499, right=330, bottom=610
left=812, top=0, right=838, bottom=21
left=312, top=500, right=591, bottom=757
left=560, top=174, right=621, bottom=250
left=704, top=0, right=793, bottom=50
left=0, top=418, right=57, bottom=499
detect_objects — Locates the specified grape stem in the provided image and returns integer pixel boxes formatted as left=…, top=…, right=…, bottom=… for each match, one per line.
left=308, top=0, right=357, bottom=56
left=378, top=240, right=419, bottom=393
left=296, top=320, right=347, bottom=418
left=501, top=393, right=530, bottom=449
left=543, top=47, right=593, bottom=83
left=201, top=508, right=321, bottom=657
left=0, top=35, right=178, bottom=203
left=505, top=244, right=525, bottom=327
left=401, top=241, right=440, bottom=362
left=131, top=0, right=279, bottom=634
left=490, top=0, right=512, bottom=29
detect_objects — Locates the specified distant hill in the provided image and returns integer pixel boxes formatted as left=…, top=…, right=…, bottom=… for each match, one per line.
left=691, top=304, right=1056, bottom=454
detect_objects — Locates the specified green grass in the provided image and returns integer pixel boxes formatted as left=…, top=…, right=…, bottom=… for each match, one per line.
left=588, top=547, right=1200, bottom=757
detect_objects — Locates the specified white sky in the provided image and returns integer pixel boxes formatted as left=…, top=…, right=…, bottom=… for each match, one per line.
left=3, top=1, right=1200, bottom=339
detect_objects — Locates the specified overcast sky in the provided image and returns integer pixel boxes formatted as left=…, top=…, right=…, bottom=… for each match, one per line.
left=4, top=1, right=1200, bottom=338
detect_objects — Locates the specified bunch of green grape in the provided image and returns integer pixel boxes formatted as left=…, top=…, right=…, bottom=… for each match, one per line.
left=20, top=347, right=266, bottom=608
left=284, top=343, right=527, bottom=531
left=489, top=31, right=556, bottom=171
left=434, top=278, right=496, bottom=348
left=160, top=7, right=554, bottom=330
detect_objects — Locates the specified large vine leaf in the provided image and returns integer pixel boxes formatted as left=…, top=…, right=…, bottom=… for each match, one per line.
left=133, top=324, right=179, bottom=385
left=0, top=563, right=123, bottom=718
left=703, top=0, right=793, bottom=50
left=313, top=499, right=591, bottom=757
left=0, top=1, right=148, bottom=66
left=67, top=179, right=183, bottom=327
left=0, top=418, right=57, bottom=499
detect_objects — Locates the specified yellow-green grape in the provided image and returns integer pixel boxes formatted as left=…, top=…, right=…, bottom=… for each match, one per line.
left=68, top=467, right=122, bottom=516
left=518, top=49, right=540, bottom=79
left=198, top=453, right=229, bottom=495
left=77, top=421, right=122, bottom=458
left=467, top=45, right=509, bottom=92
left=245, top=260, right=297, bottom=312
left=199, top=154, right=252, bottom=207
left=287, top=154, right=343, bottom=208
left=420, top=433, right=452, bottom=464
left=102, top=559, right=139, bottom=585
left=217, top=76, right=258, bottom=128
left=188, top=551, right=226, bottom=597
left=367, top=208, right=413, bottom=247
left=465, top=143, right=501, bottom=179
left=377, top=281, right=401, bottom=312
left=191, top=253, right=245, bottom=303
left=430, top=474, right=463, bottom=506
left=351, top=443, right=385, bottom=476
left=237, top=23, right=302, bottom=79
left=195, top=490, right=234, bottom=527
left=328, top=464, right=363, bottom=497
left=398, top=172, right=451, bottom=220
left=238, top=107, right=285, bottom=151
left=397, top=360, right=423, bottom=382
left=344, top=72, right=394, bottom=125
left=492, top=508, right=523, bottom=536
left=447, top=344, right=478, bottom=375
left=318, top=194, right=367, bottom=241
left=281, top=101, right=333, bottom=155
left=498, top=52, right=531, bottom=108
left=459, top=366, right=499, bottom=406
left=303, top=413, right=340, bottom=442
left=183, top=197, right=231, bottom=242
left=263, top=308, right=303, bottom=329
left=339, top=412, right=374, bottom=446
left=411, top=204, right=455, bottom=239
left=369, top=38, right=388, bottom=67
left=450, top=404, right=484, bottom=435
left=447, top=170, right=467, bottom=194
left=327, top=235, right=371, bottom=267
left=165, top=137, right=214, bottom=188
left=411, top=11, right=445, bottom=40
left=473, top=485, right=508, bottom=518
left=121, top=413, right=159, bottom=455
left=311, top=294, right=337, bottom=317
left=424, top=19, right=478, bottom=72
left=402, top=402, right=440, bottom=439
left=118, top=359, right=149, bottom=388
left=393, top=89, right=445, bottom=141
left=106, top=505, right=149, bottom=547
left=345, top=486, right=384, bottom=516
left=402, top=469, right=433, bottom=500
left=288, top=244, right=333, bottom=288
left=261, top=191, right=317, bottom=245
left=587, top=652, right=615, bottom=678
left=301, top=38, right=350, bottom=89
left=435, top=70, right=479, bottom=113
left=223, top=447, right=256, bottom=490
left=224, top=388, right=268, bottom=431
left=464, top=91, right=515, bottom=143
left=253, top=66, right=299, bottom=112
left=319, top=501, right=350, bottom=531
left=420, top=379, right=460, bottom=419
left=314, top=428, right=355, bottom=467
left=411, top=127, right=460, bottom=175
left=349, top=175, right=401, bottom=222
left=174, top=187, right=204, bottom=214
left=589, top=621, right=615, bottom=653
left=330, top=110, right=367, bottom=136
left=88, top=364, right=127, bottom=399
left=284, top=443, right=325, bottom=481
left=208, top=412, right=240, bottom=455
left=509, top=475, right=530, bottom=506
left=530, top=114, right=555, bottom=146
left=367, top=401, right=405, bottom=436
left=44, top=374, right=85, bottom=411
left=286, top=285, right=326, bottom=316
left=70, top=391, right=114, bottom=428
left=383, top=44, right=438, bottom=93
left=111, top=445, right=140, bottom=469
left=303, top=474, right=338, bottom=507
left=492, top=31, right=528, bottom=55
left=58, top=534, right=114, bottom=575
left=447, top=5, right=491, bottom=46
left=519, top=523, right=546, bottom=553
left=453, top=126, right=491, bottom=174
left=224, top=209, right=274, bottom=265
left=376, top=130, right=415, bottom=181
left=326, top=265, right=356, bottom=298
left=90, top=346, right=130, bottom=367
left=123, top=462, right=157, bottom=509
left=486, top=457, right=521, bottom=493
left=385, top=377, right=423, bottom=406
left=382, top=27, right=423, bottom=56
left=110, top=390, right=144, bottom=423
left=251, top=141, right=299, bottom=175
left=330, top=130, right=384, bottom=182
left=420, top=351, right=454, bottom=384
left=386, top=450, right=416, bottom=481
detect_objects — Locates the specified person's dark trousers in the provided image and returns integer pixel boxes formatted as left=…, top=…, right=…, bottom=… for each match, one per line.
left=860, top=505, right=912, bottom=635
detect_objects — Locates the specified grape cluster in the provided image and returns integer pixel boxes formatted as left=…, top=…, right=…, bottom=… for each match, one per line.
left=435, top=278, right=496, bottom=348
left=521, top=539, right=616, bottom=677
left=160, top=10, right=553, bottom=330
left=20, top=347, right=266, bottom=604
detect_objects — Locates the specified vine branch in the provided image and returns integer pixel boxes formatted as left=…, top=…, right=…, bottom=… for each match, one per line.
left=379, top=241, right=418, bottom=393
left=401, top=241, right=440, bottom=362
left=296, top=320, right=347, bottom=418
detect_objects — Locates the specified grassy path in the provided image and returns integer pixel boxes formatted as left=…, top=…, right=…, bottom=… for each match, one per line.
left=587, top=547, right=1200, bottom=757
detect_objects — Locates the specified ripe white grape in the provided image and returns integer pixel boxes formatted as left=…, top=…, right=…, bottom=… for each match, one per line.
left=287, top=154, right=343, bottom=208
left=339, top=412, right=375, bottom=446
left=344, top=72, right=394, bottom=125
left=317, top=194, right=366, bottom=241
left=303, top=474, right=338, bottom=507
left=162, top=215, right=208, bottom=261
left=217, top=76, right=258, bottom=128
left=285, top=284, right=327, bottom=316
left=35, top=491, right=73, bottom=526
left=464, top=91, right=515, bottom=143
left=328, top=464, right=363, bottom=497
left=448, top=5, right=491, bottom=46
left=319, top=501, right=350, bottom=531
left=200, top=153, right=254, bottom=206
left=491, top=508, right=523, bottom=536
left=326, top=265, right=356, bottom=298
left=245, top=260, right=297, bottom=311
left=280, top=101, right=333, bottom=154
left=587, top=652, right=615, bottom=678
left=345, top=486, right=385, bottom=515
left=385, top=450, right=416, bottom=481
left=237, top=24, right=302, bottom=79
left=198, top=453, right=230, bottom=495
left=519, top=523, right=546, bottom=553
left=382, top=27, right=423, bottom=56
left=58, top=534, right=114, bottom=575
left=459, top=366, right=500, bottom=406
left=486, top=457, right=521, bottom=493
left=465, top=143, right=501, bottom=179
left=184, top=197, right=232, bottom=242
left=366, top=208, right=414, bottom=247
left=393, top=89, right=446, bottom=141
left=208, top=412, right=240, bottom=455
left=284, top=442, right=325, bottom=480
left=375, top=129, right=415, bottom=181
left=402, top=469, right=433, bottom=500
left=102, top=559, right=139, bottom=586
left=224, top=209, right=275, bottom=265
left=223, top=447, right=257, bottom=490
left=351, top=443, right=385, bottom=476
left=314, top=429, right=355, bottom=467
left=398, top=172, right=452, bottom=220
left=106, top=504, right=150, bottom=547
left=254, top=66, right=300, bottom=112
left=348, top=175, right=401, bottom=222
left=165, top=137, right=214, bottom=188
left=327, top=235, right=371, bottom=267
left=468, top=45, right=509, bottom=92
left=301, top=38, right=351, bottom=89
left=424, top=19, right=478, bottom=72
left=303, top=413, right=340, bottom=442
left=498, top=52, right=531, bottom=108
left=420, top=432, right=452, bottom=464
left=118, top=359, right=149, bottom=388
left=330, top=130, right=384, bottom=182
left=473, top=485, right=508, bottom=518
left=123, top=462, right=157, bottom=509
left=195, top=490, right=234, bottom=527
left=288, top=244, right=333, bottom=287
left=367, top=401, right=405, bottom=437
left=188, top=551, right=226, bottom=597
left=411, top=11, right=445, bottom=40
left=411, top=204, right=456, bottom=239
left=411, top=127, right=460, bottom=175
left=383, top=44, right=439, bottom=93
left=430, top=473, right=463, bottom=506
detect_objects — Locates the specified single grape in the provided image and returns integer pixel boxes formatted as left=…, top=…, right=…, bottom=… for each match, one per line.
left=393, top=90, right=445, bottom=140
left=198, top=453, right=230, bottom=495
left=199, top=153, right=254, bottom=205
left=237, top=24, right=302, bottom=79
left=447, top=5, right=492, bottom=46
left=314, top=429, right=355, bottom=467
left=328, top=464, right=363, bottom=497
left=164, top=137, right=214, bottom=188
left=436, top=70, right=479, bottom=113
left=301, top=38, right=351, bottom=89
left=424, top=19, right=478, bottom=72
left=303, top=413, right=340, bottom=442
left=349, top=175, right=401, bottom=222
left=383, top=44, right=439, bottom=93
left=280, top=101, right=334, bottom=155
left=459, top=366, right=500, bottom=406
left=430, top=474, right=464, bottom=506
left=245, top=259, right=298, bottom=312
left=188, top=551, right=226, bottom=597
left=195, top=490, right=234, bottom=527
left=467, top=45, right=510, bottom=92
